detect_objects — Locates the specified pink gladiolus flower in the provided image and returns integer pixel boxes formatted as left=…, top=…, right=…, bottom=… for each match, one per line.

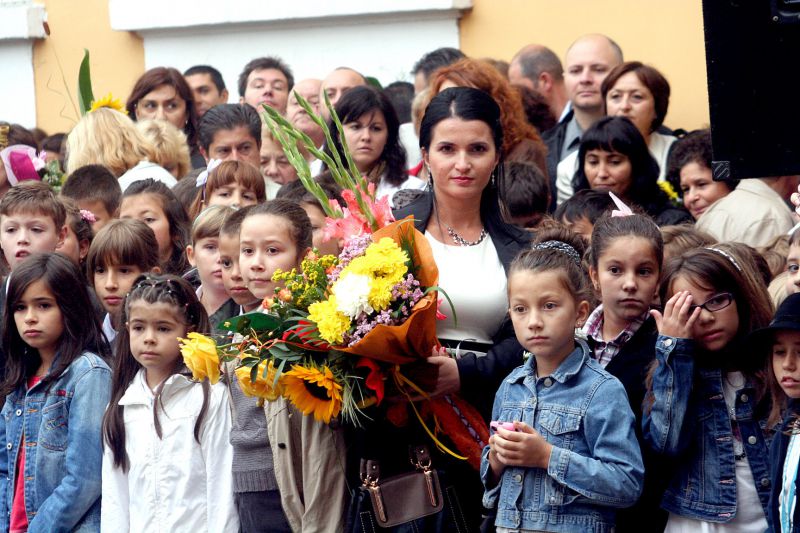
left=436, top=298, right=447, bottom=320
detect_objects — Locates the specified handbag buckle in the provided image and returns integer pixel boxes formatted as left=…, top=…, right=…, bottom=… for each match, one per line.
left=410, top=445, right=432, bottom=472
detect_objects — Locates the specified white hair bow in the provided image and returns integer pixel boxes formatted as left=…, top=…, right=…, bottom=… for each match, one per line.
left=196, top=159, right=222, bottom=188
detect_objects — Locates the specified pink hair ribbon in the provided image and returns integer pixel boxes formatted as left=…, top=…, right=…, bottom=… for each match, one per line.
left=609, top=192, right=634, bottom=217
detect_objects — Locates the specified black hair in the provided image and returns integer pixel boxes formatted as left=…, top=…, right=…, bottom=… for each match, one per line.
left=276, top=175, right=345, bottom=209
left=184, top=65, right=227, bottom=92
left=103, top=273, right=210, bottom=471
left=514, top=84, right=557, bottom=133
left=419, top=87, right=506, bottom=231
left=324, top=85, right=407, bottom=187
left=198, top=104, right=262, bottom=153
left=589, top=212, right=664, bottom=271
left=237, top=56, right=294, bottom=97
left=1, top=253, right=111, bottom=396
left=573, top=116, right=668, bottom=217
left=411, top=47, right=466, bottom=81
left=122, top=179, right=190, bottom=275
left=554, top=189, right=614, bottom=224
left=383, top=82, right=415, bottom=124
left=61, top=164, right=122, bottom=216
left=666, top=129, right=738, bottom=196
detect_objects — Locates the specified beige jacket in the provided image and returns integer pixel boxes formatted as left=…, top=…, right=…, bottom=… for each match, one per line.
left=264, top=397, right=348, bottom=532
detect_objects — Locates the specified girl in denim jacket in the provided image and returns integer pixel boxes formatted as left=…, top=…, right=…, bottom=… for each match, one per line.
left=644, top=247, right=774, bottom=532
left=482, top=228, right=644, bottom=533
left=0, top=253, right=112, bottom=533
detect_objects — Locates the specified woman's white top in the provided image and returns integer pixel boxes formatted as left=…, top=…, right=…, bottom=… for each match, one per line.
left=425, top=231, right=508, bottom=345
left=101, top=370, right=238, bottom=533
left=117, top=160, right=178, bottom=192
left=376, top=174, right=426, bottom=207
left=554, top=131, right=677, bottom=205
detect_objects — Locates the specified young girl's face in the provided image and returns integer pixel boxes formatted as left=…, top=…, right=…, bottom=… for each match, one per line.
left=127, top=300, right=188, bottom=389
left=207, top=181, right=259, bottom=210
left=239, top=213, right=306, bottom=299
left=302, top=202, right=340, bottom=257
left=772, top=330, right=800, bottom=399
left=13, top=279, right=64, bottom=362
left=590, top=235, right=660, bottom=326
left=670, top=275, right=739, bottom=352
left=786, top=243, right=800, bottom=295
left=119, top=193, right=172, bottom=263
left=508, top=270, right=589, bottom=363
left=94, top=262, right=146, bottom=315
left=187, top=237, right=224, bottom=293
left=55, top=218, right=89, bottom=266
left=584, top=149, right=633, bottom=198
left=219, top=231, right=260, bottom=309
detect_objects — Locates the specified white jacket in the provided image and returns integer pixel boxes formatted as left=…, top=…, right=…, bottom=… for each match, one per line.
left=101, top=371, right=238, bottom=533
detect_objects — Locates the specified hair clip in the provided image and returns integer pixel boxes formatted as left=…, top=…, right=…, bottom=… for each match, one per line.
left=705, top=247, right=743, bottom=272
left=609, top=192, right=634, bottom=217
left=195, top=159, right=222, bottom=189
left=532, top=240, right=582, bottom=266
left=79, top=209, right=97, bottom=223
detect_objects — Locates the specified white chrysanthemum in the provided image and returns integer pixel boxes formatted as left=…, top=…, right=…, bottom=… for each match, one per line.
left=332, top=272, right=374, bottom=319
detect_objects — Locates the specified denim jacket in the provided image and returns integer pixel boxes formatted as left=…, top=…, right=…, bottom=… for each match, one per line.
left=642, top=336, right=772, bottom=522
left=481, top=339, right=644, bottom=533
left=0, top=352, right=111, bottom=533
left=766, top=400, right=800, bottom=532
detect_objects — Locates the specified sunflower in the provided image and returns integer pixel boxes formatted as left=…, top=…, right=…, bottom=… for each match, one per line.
left=282, top=364, right=343, bottom=424
left=89, top=93, right=128, bottom=115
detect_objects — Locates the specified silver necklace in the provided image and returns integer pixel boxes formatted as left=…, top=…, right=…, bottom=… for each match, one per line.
left=446, top=225, right=488, bottom=246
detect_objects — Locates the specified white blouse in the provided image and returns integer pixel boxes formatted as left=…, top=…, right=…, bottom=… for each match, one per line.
left=425, top=231, right=508, bottom=345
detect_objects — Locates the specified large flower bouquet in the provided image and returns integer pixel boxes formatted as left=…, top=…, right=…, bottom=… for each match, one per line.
left=180, top=93, right=489, bottom=468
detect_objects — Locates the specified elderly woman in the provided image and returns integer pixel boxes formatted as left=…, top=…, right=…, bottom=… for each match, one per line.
left=666, top=129, right=738, bottom=220
left=126, top=67, right=205, bottom=169
left=556, top=61, right=676, bottom=204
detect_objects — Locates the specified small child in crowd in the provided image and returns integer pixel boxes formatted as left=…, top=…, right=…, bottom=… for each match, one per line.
left=644, top=247, right=774, bottom=532
left=56, top=196, right=94, bottom=270
left=186, top=204, right=238, bottom=330
left=189, top=160, right=266, bottom=219
left=483, top=228, right=644, bottom=532
left=60, top=164, right=122, bottom=232
left=0, top=253, right=111, bottom=532
left=498, top=160, right=550, bottom=229
left=218, top=206, right=261, bottom=313
left=86, top=218, right=161, bottom=345
left=119, top=179, right=190, bottom=276
left=553, top=189, right=614, bottom=243
left=101, top=274, right=237, bottom=532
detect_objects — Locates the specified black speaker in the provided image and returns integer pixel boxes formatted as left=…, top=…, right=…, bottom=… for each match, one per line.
left=702, top=0, right=800, bottom=180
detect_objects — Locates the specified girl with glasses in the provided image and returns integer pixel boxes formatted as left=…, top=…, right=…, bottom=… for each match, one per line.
left=644, top=247, right=775, bottom=532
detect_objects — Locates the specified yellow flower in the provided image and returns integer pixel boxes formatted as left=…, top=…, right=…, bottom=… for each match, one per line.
left=236, top=361, right=282, bottom=401
left=307, top=296, right=351, bottom=344
left=282, top=364, right=343, bottom=424
left=179, top=332, right=220, bottom=384
left=368, top=276, right=395, bottom=310
left=89, top=93, right=128, bottom=115
left=658, top=180, right=679, bottom=201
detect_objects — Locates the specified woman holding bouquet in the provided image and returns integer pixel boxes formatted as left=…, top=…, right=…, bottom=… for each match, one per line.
left=380, top=86, right=531, bottom=529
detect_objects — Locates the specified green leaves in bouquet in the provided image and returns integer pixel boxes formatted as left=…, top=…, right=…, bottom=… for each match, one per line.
left=260, top=92, right=378, bottom=230
left=218, top=311, right=281, bottom=337
left=77, top=49, right=95, bottom=116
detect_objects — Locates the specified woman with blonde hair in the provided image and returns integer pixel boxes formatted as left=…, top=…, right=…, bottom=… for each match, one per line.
left=135, top=120, right=191, bottom=179
left=66, top=108, right=155, bottom=177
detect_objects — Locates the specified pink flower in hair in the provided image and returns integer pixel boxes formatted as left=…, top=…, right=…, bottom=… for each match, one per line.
left=79, top=210, right=97, bottom=223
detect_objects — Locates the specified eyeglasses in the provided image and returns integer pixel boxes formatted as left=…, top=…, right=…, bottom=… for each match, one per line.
left=688, top=292, right=734, bottom=314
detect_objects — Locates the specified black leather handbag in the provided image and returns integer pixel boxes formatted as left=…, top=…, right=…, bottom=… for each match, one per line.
left=345, top=445, right=471, bottom=533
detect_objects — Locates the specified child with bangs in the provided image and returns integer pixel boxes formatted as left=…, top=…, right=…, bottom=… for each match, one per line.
left=86, top=218, right=161, bottom=346
left=186, top=205, right=238, bottom=332
left=189, top=160, right=266, bottom=220
left=218, top=206, right=260, bottom=313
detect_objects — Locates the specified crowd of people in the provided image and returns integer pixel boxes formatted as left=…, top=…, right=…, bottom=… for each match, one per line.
left=0, top=30, right=797, bottom=533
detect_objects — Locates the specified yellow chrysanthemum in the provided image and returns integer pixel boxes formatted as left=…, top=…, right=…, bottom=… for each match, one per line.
left=307, top=296, right=351, bottom=344
left=346, top=238, right=408, bottom=284
left=281, top=364, right=343, bottom=424
left=658, top=180, right=679, bottom=201
left=235, top=360, right=282, bottom=401
left=368, top=276, right=396, bottom=311
left=89, top=93, right=128, bottom=115
left=179, top=332, right=220, bottom=384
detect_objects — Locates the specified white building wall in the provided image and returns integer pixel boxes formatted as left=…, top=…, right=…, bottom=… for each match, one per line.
left=0, top=0, right=46, bottom=128
left=109, top=0, right=471, bottom=96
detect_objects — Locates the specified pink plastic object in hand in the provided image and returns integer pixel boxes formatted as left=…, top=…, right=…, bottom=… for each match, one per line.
left=490, top=421, right=517, bottom=432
